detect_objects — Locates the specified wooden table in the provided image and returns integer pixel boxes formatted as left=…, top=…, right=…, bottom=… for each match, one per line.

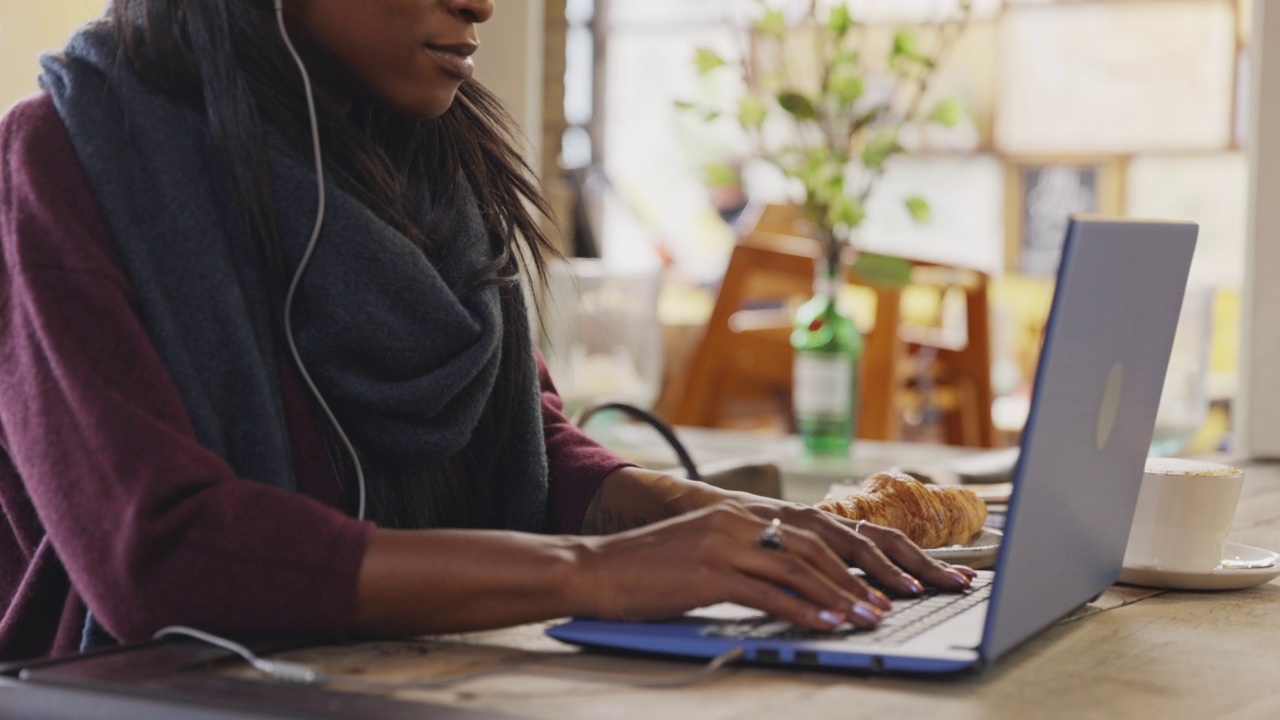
left=206, top=451, right=1280, bottom=720
left=5, top=447, right=1278, bottom=719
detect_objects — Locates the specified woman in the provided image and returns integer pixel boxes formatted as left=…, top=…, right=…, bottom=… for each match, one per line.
left=0, top=0, right=972, bottom=661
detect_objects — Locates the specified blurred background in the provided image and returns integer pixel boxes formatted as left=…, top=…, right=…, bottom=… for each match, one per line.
left=4, top=0, right=1260, bottom=459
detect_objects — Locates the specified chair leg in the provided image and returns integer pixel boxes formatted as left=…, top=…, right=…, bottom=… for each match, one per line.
left=858, top=287, right=903, bottom=441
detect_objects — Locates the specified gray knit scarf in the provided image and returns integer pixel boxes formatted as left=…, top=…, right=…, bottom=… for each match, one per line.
left=38, top=23, right=550, bottom=539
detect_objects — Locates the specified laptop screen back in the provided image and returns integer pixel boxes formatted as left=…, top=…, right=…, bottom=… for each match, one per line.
left=981, top=218, right=1197, bottom=663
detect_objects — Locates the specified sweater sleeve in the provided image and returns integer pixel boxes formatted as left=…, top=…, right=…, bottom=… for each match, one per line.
left=0, top=95, right=373, bottom=644
left=537, top=351, right=636, bottom=534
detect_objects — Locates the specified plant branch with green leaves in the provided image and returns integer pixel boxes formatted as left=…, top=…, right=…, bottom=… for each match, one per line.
left=683, top=0, right=973, bottom=275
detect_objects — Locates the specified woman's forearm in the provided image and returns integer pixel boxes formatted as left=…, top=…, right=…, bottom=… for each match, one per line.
left=578, top=466, right=726, bottom=534
left=346, top=466, right=975, bottom=640
left=349, top=469, right=725, bottom=637
left=349, top=528, right=594, bottom=637
left=350, top=503, right=892, bottom=638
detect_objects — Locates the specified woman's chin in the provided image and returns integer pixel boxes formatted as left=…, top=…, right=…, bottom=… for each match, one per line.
left=383, top=86, right=461, bottom=120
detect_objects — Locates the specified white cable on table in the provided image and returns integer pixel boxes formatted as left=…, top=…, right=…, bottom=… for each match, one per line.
left=154, top=626, right=745, bottom=690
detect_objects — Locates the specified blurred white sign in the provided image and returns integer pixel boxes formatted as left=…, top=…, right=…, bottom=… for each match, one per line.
left=996, top=1, right=1237, bottom=153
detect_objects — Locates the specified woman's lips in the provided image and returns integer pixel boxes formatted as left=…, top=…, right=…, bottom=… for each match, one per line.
left=425, top=43, right=477, bottom=80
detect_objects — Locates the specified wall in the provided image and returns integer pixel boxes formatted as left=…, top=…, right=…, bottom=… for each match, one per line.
left=0, top=0, right=104, bottom=113
left=475, top=0, right=546, bottom=168
left=1239, top=0, right=1280, bottom=457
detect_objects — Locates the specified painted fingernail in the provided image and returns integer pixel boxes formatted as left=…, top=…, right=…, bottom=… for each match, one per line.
left=850, top=603, right=883, bottom=624
left=868, top=589, right=893, bottom=611
left=900, top=574, right=925, bottom=594
left=946, top=568, right=972, bottom=586
left=819, top=610, right=845, bottom=627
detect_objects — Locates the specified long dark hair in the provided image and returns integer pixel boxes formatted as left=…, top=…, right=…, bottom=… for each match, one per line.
left=109, top=0, right=559, bottom=529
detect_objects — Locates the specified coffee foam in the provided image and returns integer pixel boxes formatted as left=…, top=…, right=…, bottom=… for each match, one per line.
left=1144, top=457, right=1241, bottom=478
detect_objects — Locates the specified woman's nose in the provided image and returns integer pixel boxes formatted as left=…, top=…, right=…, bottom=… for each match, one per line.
left=447, top=0, right=495, bottom=24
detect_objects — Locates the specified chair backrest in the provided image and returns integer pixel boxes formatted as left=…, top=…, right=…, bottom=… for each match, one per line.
left=667, top=232, right=814, bottom=430
left=669, top=212, right=998, bottom=447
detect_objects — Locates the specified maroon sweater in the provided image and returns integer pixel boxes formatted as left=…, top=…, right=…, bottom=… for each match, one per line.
left=0, top=94, right=629, bottom=661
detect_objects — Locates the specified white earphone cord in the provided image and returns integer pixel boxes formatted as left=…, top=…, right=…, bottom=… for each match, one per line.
left=155, top=8, right=746, bottom=691
left=153, top=626, right=744, bottom=690
left=162, top=7, right=737, bottom=694
left=146, top=4, right=373, bottom=689
left=274, top=2, right=367, bottom=521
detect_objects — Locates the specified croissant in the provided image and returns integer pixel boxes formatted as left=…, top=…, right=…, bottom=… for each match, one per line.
left=817, top=470, right=987, bottom=549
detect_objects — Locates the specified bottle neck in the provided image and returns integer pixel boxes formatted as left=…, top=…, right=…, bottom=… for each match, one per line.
left=813, top=259, right=841, bottom=300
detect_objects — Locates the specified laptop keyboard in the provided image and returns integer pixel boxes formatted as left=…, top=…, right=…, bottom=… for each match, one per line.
left=704, top=575, right=992, bottom=647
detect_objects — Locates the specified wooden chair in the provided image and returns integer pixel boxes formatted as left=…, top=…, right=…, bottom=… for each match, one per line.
left=668, top=218, right=998, bottom=447
left=667, top=232, right=815, bottom=433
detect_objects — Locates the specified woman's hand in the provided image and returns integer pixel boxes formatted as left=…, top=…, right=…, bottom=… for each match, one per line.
left=724, top=493, right=977, bottom=595
left=570, top=501, right=888, bottom=632
left=349, top=469, right=975, bottom=639
left=593, top=468, right=975, bottom=598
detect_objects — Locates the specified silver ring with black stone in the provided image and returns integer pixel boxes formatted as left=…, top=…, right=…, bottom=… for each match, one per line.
left=757, top=518, right=785, bottom=552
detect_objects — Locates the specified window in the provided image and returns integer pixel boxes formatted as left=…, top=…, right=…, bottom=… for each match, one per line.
left=578, top=0, right=1251, bottom=288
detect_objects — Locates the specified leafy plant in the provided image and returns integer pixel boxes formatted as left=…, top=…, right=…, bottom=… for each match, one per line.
left=683, top=0, right=973, bottom=277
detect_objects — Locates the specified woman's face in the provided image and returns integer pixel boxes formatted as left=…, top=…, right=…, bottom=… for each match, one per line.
left=283, top=0, right=495, bottom=118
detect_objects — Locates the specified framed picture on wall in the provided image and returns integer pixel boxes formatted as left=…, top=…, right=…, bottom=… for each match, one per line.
left=1004, top=156, right=1126, bottom=276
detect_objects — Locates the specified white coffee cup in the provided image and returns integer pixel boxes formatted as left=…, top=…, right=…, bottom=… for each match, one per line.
left=1123, top=458, right=1244, bottom=571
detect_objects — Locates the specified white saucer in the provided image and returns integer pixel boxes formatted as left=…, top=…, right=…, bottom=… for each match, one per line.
left=1118, top=542, right=1280, bottom=591
left=925, top=528, right=1003, bottom=570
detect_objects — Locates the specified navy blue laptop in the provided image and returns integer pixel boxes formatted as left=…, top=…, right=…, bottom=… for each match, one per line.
left=548, top=217, right=1198, bottom=674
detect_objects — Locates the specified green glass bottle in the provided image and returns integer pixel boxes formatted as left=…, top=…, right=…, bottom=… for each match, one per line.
left=791, top=260, right=863, bottom=455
